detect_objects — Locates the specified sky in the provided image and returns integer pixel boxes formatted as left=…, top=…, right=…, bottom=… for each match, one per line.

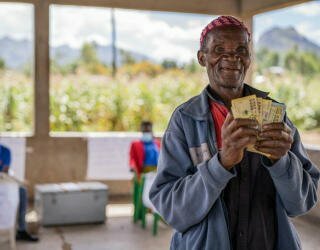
left=0, top=1, right=319, bottom=63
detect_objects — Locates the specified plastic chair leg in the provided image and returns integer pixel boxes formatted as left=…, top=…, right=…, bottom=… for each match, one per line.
left=141, top=205, right=147, bottom=229
left=136, top=175, right=145, bottom=224
left=152, top=213, right=160, bottom=236
left=133, top=177, right=140, bottom=223
left=137, top=175, right=146, bottom=228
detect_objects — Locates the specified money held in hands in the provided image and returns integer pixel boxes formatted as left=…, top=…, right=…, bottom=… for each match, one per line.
left=231, top=95, right=286, bottom=157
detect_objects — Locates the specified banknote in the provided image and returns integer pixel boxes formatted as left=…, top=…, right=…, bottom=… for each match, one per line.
left=231, top=95, right=257, bottom=120
left=256, top=97, right=263, bottom=128
left=261, top=99, right=272, bottom=125
left=231, top=95, right=285, bottom=158
left=271, top=102, right=286, bottom=123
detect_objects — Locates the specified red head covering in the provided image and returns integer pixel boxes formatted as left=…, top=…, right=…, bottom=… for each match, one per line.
left=200, top=16, right=251, bottom=48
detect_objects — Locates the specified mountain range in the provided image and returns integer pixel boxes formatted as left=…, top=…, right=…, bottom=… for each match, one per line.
left=0, top=37, right=149, bottom=69
left=257, top=26, right=320, bottom=55
left=1, top=26, right=320, bottom=69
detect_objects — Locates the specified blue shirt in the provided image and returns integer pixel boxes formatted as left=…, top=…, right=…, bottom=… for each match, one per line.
left=143, top=141, right=159, bottom=167
left=0, top=145, right=11, bottom=172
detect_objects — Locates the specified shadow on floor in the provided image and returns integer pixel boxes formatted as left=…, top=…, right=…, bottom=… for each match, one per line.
left=17, top=202, right=320, bottom=250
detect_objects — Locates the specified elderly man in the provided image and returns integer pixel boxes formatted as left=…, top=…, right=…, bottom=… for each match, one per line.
left=149, top=16, right=319, bottom=250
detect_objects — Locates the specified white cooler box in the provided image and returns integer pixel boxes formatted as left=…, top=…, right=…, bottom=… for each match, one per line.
left=35, top=182, right=108, bottom=226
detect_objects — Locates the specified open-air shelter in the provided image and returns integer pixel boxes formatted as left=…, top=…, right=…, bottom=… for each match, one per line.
left=1, top=1, right=320, bottom=249
left=1, top=0, right=319, bottom=205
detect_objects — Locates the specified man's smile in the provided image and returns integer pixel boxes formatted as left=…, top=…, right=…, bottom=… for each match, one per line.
left=220, top=67, right=241, bottom=72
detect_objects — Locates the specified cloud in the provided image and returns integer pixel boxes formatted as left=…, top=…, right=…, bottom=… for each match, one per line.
left=113, top=9, right=207, bottom=62
left=0, top=3, right=33, bottom=40
left=296, top=21, right=320, bottom=44
left=50, top=5, right=112, bottom=48
left=49, top=7, right=206, bottom=62
left=292, top=2, right=320, bottom=16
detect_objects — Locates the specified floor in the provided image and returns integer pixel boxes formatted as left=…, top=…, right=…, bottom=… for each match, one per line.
left=14, top=203, right=320, bottom=250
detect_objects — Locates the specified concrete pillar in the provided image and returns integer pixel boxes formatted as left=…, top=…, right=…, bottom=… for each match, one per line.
left=34, top=0, right=50, bottom=137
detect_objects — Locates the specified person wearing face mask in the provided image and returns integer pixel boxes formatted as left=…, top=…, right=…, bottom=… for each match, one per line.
left=129, top=121, right=161, bottom=223
left=149, top=16, right=319, bottom=250
left=129, top=121, right=160, bottom=177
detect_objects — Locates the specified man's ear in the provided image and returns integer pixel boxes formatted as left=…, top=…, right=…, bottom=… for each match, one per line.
left=197, top=50, right=206, bottom=67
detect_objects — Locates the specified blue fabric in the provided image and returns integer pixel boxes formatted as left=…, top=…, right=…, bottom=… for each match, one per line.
left=149, top=84, right=319, bottom=250
left=18, top=186, right=27, bottom=231
left=0, top=145, right=11, bottom=172
left=143, top=141, right=159, bottom=166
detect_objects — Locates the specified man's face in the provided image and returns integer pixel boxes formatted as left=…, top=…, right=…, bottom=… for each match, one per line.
left=141, top=124, right=152, bottom=133
left=197, top=26, right=251, bottom=90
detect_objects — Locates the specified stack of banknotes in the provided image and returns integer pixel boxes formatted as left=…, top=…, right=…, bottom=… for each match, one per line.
left=231, top=95, right=286, bottom=157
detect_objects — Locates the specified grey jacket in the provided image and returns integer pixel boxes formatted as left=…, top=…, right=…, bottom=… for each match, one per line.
left=149, top=84, right=319, bottom=250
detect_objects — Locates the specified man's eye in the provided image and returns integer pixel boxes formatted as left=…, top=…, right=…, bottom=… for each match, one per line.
left=214, top=46, right=224, bottom=53
left=237, top=47, right=248, bottom=54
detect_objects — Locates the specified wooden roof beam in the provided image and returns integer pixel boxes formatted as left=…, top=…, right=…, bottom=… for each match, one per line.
left=240, top=0, right=310, bottom=17
left=50, top=0, right=239, bottom=15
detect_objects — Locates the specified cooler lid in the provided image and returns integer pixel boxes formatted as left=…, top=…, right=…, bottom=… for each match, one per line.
left=35, top=182, right=108, bottom=193
left=77, top=182, right=108, bottom=191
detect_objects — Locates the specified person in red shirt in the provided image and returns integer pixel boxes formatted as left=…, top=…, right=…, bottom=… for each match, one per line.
left=129, top=121, right=161, bottom=223
left=129, top=121, right=160, bottom=177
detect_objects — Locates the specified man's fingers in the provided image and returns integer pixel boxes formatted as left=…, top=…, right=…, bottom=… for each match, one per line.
left=222, top=112, right=234, bottom=128
left=227, top=118, right=259, bottom=133
left=262, top=122, right=292, bottom=134
left=231, top=127, right=259, bottom=140
left=256, top=140, right=291, bottom=149
left=254, top=146, right=287, bottom=160
left=259, top=130, right=293, bottom=142
left=229, top=136, right=257, bottom=149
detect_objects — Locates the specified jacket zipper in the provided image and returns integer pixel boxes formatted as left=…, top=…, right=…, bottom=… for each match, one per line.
left=207, top=116, right=233, bottom=250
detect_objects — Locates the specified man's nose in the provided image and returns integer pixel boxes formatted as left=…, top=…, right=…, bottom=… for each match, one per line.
left=223, top=52, right=240, bottom=61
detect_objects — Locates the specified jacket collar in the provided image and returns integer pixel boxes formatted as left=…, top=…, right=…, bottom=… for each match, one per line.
left=181, top=83, right=269, bottom=121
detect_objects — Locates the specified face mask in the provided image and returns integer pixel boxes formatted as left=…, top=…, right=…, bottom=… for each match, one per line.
left=141, top=132, right=153, bottom=142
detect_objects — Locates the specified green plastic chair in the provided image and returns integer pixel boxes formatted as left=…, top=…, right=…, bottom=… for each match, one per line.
left=139, top=173, right=161, bottom=236
left=132, top=168, right=161, bottom=235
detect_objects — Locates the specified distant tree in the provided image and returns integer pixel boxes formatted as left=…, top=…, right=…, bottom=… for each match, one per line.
left=161, top=59, right=178, bottom=69
left=255, top=48, right=280, bottom=72
left=284, top=51, right=297, bottom=71
left=255, top=48, right=269, bottom=64
left=284, top=47, right=320, bottom=76
left=120, top=49, right=136, bottom=65
left=268, top=53, right=280, bottom=67
left=23, top=63, right=33, bottom=77
left=299, top=52, right=319, bottom=75
left=0, top=58, right=5, bottom=70
left=81, top=43, right=99, bottom=65
left=184, top=59, right=199, bottom=73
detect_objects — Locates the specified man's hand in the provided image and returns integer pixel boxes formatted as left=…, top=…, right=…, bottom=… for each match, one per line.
left=220, top=113, right=259, bottom=170
left=255, top=122, right=293, bottom=161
